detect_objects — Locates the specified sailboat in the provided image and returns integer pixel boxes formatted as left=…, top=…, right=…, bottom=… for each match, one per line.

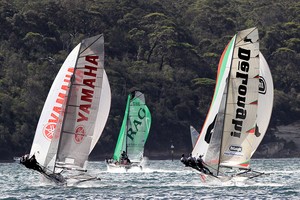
left=190, top=27, right=274, bottom=182
left=107, top=91, right=151, bottom=171
left=21, top=34, right=111, bottom=184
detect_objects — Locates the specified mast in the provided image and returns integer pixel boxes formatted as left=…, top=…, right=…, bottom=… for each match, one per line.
left=53, top=43, right=82, bottom=173
left=125, top=93, right=132, bottom=155
left=216, top=36, right=236, bottom=176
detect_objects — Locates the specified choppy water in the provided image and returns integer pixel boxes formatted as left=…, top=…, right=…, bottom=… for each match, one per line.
left=0, top=158, right=299, bottom=199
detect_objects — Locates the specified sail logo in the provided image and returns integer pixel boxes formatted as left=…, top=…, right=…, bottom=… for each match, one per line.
left=127, top=107, right=146, bottom=141
left=258, top=76, right=266, bottom=94
left=74, top=125, right=85, bottom=143
left=77, top=55, right=99, bottom=123
left=43, top=68, right=74, bottom=140
left=231, top=47, right=251, bottom=138
left=43, top=123, right=56, bottom=140
left=229, top=145, right=242, bottom=152
left=225, top=145, right=243, bottom=156
left=205, top=115, right=217, bottom=144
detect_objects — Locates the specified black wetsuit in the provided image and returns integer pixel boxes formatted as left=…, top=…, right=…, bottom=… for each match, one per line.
left=196, top=157, right=212, bottom=175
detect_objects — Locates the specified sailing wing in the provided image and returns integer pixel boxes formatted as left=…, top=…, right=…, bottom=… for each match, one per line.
left=190, top=126, right=199, bottom=148
left=250, top=52, right=274, bottom=155
left=220, top=27, right=260, bottom=169
left=30, top=44, right=80, bottom=169
left=126, top=91, right=152, bottom=162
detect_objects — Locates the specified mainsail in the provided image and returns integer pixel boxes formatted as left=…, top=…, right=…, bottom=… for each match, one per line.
left=30, top=34, right=111, bottom=173
left=192, top=28, right=273, bottom=177
left=113, top=91, right=151, bottom=163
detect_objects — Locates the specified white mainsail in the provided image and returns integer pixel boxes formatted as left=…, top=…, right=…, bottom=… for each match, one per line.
left=219, top=27, right=259, bottom=169
left=30, top=34, right=110, bottom=173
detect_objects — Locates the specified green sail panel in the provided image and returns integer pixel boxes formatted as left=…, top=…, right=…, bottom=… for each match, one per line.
left=113, top=95, right=131, bottom=162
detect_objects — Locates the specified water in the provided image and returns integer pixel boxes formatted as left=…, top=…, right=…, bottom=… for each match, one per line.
left=1, top=158, right=299, bottom=199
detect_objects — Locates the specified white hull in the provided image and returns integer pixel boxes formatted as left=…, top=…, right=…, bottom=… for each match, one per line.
left=41, top=171, right=100, bottom=186
left=107, top=162, right=142, bottom=172
left=195, top=169, right=266, bottom=183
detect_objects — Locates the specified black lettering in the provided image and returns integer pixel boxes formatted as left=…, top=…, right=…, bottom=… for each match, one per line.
left=238, top=85, right=247, bottom=96
left=236, top=71, right=248, bottom=85
left=239, top=61, right=249, bottom=72
left=133, top=120, right=142, bottom=131
left=127, top=128, right=136, bottom=141
left=138, top=108, right=146, bottom=119
left=232, top=119, right=243, bottom=132
left=238, top=47, right=251, bottom=61
left=230, top=131, right=241, bottom=138
left=236, top=108, right=247, bottom=120
left=237, top=96, right=246, bottom=108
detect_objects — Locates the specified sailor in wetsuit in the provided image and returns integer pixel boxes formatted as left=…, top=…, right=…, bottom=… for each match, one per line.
left=20, top=154, right=43, bottom=173
left=196, top=155, right=213, bottom=175
left=121, top=151, right=131, bottom=164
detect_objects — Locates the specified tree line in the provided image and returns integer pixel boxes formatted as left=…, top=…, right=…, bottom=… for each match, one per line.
left=0, top=0, right=299, bottom=160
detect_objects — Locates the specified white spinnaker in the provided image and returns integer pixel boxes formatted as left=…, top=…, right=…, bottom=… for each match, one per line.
left=89, top=70, right=111, bottom=153
left=30, top=44, right=80, bottom=167
left=192, top=36, right=234, bottom=159
left=250, top=52, right=274, bottom=155
left=220, top=27, right=260, bottom=169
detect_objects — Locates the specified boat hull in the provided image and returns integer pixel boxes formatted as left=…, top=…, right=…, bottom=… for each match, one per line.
left=107, top=162, right=142, bottom=172
left=194, top=168, right=266, bottom=183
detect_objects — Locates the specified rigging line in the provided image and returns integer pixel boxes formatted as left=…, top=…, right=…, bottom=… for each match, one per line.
left=203, top=162, right=226, bottom=176
left=54, top=42, right=82, bottom=173
left=131, top=91, right=144, bottom=102
left=79, top=34, right=103, bottom=54
left=217, top=35, right=235, bottom=176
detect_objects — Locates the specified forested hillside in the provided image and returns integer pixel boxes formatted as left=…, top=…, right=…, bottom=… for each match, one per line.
left=0, top=0, right=299, bottom=160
